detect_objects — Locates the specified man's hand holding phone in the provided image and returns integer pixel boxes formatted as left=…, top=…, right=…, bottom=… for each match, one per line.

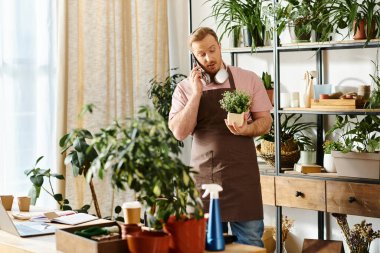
left=190, top=56, right=204, bottom=97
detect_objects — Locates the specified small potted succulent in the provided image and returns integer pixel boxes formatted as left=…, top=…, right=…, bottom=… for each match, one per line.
left=219, top=90, right=251, bottom=127
left=322, top=140, right=343, bottom=173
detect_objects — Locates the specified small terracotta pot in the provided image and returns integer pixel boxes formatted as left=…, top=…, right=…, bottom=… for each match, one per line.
left=0, top=195, right=14, bottom=211
left=121, top=224, right=142, bottom=239
left=126, top=231, right=170, bottom=253
left=17, top=196, right=31, bottom=212
left=164, top=216, right=206, bottom=253
left=353, top=19, right=366, bottom=40
left=266, top=89, right=274, bottom=105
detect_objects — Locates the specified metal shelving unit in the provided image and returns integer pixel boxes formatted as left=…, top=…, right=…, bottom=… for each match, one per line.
left=188, top=1, right=379, bottom=252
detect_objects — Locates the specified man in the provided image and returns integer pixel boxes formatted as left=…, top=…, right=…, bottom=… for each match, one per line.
left=168, top=27, right=273, bottom=247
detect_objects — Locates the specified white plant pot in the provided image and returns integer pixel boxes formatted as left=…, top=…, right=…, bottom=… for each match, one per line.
left=323, top=154, right=336, bottom=173
left=332, top=151, right=380, bottom=179
left=298, top=150, right=316, bottom=165
left=227, top=112, right=245, bottom=127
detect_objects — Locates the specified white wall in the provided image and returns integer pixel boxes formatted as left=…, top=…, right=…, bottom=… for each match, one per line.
left=168, top=1, right=380, bottom=252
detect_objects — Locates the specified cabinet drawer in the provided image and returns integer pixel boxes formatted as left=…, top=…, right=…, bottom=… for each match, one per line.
left=260, top=175, right=275, bottom=206
left=326, top=181, right=380, bottom=218
left=275, top=177, right=326, bottom=211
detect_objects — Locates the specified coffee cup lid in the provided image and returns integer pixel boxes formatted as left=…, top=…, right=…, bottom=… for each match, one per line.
left=122, top=201, right=141, bottom=208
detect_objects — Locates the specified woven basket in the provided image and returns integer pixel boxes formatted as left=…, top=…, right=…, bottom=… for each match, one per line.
left=256, top=140, right=300, bottom=168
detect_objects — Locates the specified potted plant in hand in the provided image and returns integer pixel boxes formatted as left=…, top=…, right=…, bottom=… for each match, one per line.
left=88, top=106, right=205, bottom=253
left=257, top=114, right=316, bottom=168
left=262, top=72, right=274, bottom=105
left=326, top=115, right=380, bottom=179
left=219, top=90, right=251, bottom=127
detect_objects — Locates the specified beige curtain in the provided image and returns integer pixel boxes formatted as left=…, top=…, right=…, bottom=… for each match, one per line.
left=57, top=0, right=169, bottom=217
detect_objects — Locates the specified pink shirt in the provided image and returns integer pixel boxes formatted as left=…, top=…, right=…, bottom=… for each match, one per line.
left=169, top=65, right=273, bottom=126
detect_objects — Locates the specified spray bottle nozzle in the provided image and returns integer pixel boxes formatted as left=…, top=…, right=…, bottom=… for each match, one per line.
left=202, top=184, right=223, bottom=199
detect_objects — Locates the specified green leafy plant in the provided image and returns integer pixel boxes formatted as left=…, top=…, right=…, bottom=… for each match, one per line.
left=88, top=106, right=203, bottom=230
left=367, top=57, right=380, bottom=109
left=323, top=140, right=344, bottom=154
left=59, top=104, right=101, bottom=217
left=148, top=69, right=186, bottom=122
left=219, top=90, right=251, bottom=113
left=204, top=0, right=269, bottom=48
left=104, top=205, right=124, bottom=222
left=261, top=72, right=273, bottom=90
left=24, top=156, right=90, bottom=213
left=259, top=114, right=316, bottom=151
left=326, top=115, right=380, bottom=153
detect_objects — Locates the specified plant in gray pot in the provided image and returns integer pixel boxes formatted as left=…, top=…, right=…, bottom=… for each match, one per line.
left=205, top=0, right=268, bottom=49
left=326, top=115, right=380, bottom=179
left=88, top=106, right=205, bottom=253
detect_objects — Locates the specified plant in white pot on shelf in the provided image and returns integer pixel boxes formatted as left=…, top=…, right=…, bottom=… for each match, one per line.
left=219, top=90, right=251, bottom=127
left=326, top=115, right=380, bottom=179
left=322, top=140, right=344, bottom=173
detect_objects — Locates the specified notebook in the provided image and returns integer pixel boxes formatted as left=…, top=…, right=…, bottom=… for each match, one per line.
left=45, top=212, right=98, bottom=225
left=0, top=202, right=56, bottom=237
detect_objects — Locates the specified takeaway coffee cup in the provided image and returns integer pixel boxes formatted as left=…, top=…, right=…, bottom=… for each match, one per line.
left=122, top=201, right=142, bottom=224
left=0, top=195, right=14, bottom=211
left=17, top=196, right=31, bottom=212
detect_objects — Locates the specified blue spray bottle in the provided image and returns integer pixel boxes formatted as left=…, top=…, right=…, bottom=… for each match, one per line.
left=202, top=184, right=225, bottom=251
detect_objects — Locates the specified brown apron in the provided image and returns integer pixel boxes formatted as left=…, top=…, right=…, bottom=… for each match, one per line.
left=190, top=68, right=263, bottom=222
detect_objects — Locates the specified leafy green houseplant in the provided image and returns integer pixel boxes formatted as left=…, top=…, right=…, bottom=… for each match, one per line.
left=322, top=140, right=344, bottom=173
left=219, top=90, right=251, bottom=127
left=205, top=0, right=268, bottom=48
left=326, top=115, right=380, bottom=179
left=367, top=59, right=380, bottom=109
left=88, top=106, right=205, bottom=252
left=257, top=114, right=316, bottom=168
left=59, top=104, right=102, bottom=217
left=24, top=156, right=90, bottom=212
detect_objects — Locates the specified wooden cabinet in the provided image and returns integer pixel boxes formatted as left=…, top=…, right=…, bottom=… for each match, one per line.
left=275, top=177, right=326, bottom=211
left=326, top=181, right=380, bottom=218
left=260, top=175, right=275, bottom=206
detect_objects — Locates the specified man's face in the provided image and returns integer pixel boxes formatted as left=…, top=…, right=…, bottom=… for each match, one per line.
left=191, top=34, right=222, bottom=75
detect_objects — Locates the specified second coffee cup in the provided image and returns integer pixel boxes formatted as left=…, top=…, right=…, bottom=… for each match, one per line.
left=122, top=201, right=141, bottom=224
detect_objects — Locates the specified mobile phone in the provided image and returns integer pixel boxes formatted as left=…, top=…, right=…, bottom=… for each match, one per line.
left=192, top=54, right=210, bottom=84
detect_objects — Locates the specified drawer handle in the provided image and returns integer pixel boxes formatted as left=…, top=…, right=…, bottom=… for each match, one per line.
left=348, top=196, right=356, bottom=203
left=295, top=191, right=304, bottom=198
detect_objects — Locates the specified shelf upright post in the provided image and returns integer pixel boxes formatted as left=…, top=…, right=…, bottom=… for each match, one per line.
left=316, top=48, right=325, bottom=241
left=273, top=0, right=283, bottom=252
left=188, top=0, right=193, bottom=68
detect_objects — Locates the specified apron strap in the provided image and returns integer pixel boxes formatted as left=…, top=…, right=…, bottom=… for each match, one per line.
left=227, top=67, right=236, bottom=90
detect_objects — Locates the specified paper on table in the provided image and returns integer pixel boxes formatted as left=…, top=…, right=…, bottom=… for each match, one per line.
left=49, top=213, right=98, bottom=225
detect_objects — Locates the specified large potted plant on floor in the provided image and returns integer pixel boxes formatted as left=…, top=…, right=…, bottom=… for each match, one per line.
left=326, top=115, right=380, bottom=179
left=88, top=106, right=205, bottom=253
left=257, top=114, right=316, bottom=168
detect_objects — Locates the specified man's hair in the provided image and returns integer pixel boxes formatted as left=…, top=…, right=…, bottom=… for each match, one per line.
left=188, top=27, right=219, bottom=49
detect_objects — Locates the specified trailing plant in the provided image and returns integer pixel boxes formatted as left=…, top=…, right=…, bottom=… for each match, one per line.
left=219, top=90, right=251, bottom=113
left=326, top=115, right=380, bottom=153
left=261, top=72, right=273, bottom=90
left=367, top=54, right=380, bottom=109
left=259, top=114, right=316, bottom=151
left=59, top=104, right=102, bottom=217
left=24, top=156, right=90, bottom=213
left=88, top=106, right=203, bottom=230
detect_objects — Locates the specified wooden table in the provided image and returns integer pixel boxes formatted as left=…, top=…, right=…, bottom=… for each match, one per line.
left=1, top=211, right=266, bottom=253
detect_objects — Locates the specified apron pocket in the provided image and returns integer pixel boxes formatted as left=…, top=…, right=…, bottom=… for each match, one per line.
left=193, top=150, right=213, bottom=187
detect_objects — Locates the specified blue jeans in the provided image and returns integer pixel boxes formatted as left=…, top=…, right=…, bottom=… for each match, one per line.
left=222, top=219, right=264, bottom=247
